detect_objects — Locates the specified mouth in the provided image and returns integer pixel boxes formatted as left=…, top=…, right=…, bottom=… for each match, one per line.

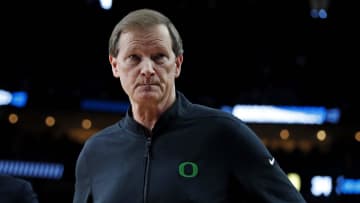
left=135, top=83, right=159, bottom=90
left=137, top=83, right=159, bottom=87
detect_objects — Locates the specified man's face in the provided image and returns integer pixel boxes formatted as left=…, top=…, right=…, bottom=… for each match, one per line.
left=110, top=24, right=182, bottom=106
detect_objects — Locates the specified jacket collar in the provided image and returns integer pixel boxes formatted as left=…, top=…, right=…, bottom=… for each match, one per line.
left=121, top=91, right=191, bottom=137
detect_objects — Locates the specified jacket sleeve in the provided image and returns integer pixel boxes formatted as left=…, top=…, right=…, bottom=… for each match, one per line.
left=73, top=145, right=92, bottom=203
left=228, top=120, right=307, bottom=203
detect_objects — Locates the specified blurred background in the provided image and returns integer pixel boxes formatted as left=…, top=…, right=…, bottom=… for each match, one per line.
left=1, top=0, right=359, bottom=202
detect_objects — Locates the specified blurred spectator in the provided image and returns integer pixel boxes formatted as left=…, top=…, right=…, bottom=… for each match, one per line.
left=0, top=175, right=39, bottom=203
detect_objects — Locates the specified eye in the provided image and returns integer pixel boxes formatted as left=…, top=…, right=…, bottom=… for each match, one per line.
left=126, top=55, right=141, bottom=65
left=152, top=54, right=167, bottom=64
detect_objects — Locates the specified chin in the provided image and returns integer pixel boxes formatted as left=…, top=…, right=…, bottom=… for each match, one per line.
left=136, top=91, right=161, bottom=101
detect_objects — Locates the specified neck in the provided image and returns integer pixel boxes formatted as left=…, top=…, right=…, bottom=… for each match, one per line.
left=132, top=91, right=176, bottom=131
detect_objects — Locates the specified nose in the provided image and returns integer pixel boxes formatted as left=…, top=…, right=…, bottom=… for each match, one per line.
left=140, top=59, right=155, bottom=78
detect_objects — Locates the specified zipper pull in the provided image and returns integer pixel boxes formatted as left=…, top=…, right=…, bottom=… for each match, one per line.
left=144, top=137, right=152, bottom=158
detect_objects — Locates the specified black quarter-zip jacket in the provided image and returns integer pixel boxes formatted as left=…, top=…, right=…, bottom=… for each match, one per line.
left=73, top=91, right=306, bottom=203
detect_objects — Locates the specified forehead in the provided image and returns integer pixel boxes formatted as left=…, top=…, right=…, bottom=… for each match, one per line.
left=119, top=25, right=172, bottom=48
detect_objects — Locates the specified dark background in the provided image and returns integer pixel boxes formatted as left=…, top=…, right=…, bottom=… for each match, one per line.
left=1, top=0, right=360, bottom=202
left=1, top=0, right=359, bottom=121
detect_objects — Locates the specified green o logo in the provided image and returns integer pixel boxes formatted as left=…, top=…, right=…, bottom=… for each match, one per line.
left=178, top=162, right=198, bottom=178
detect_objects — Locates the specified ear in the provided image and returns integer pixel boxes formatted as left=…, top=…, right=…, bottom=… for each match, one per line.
left=174, top=55, right=183, bottom=78
left=109, top=55, right=120, bottom=78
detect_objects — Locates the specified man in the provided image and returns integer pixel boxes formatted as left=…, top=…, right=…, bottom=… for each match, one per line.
left=73, top=8, right=307, bottom=203
left=0, top=175, right=39, bottom=203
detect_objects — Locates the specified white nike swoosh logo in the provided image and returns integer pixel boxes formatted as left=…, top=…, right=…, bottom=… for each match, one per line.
left=269, top=157, right=275, bottom=165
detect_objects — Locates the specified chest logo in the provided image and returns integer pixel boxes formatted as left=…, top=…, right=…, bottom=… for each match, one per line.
left=178, top=162, right=198, bottom=178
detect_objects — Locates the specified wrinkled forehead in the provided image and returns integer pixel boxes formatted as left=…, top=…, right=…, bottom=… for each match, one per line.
left=121, top=24, right=169, bottom=38
left=119, top=25, right=172, bottom=48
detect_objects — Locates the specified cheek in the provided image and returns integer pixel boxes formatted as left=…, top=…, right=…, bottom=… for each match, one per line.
left=169, top=68, right=178, bottom=78
left=120, top=76, right=130, bottom=87
left=120, top=72, right=136, bottom=88
left=120, top=79, right=132, bottom=95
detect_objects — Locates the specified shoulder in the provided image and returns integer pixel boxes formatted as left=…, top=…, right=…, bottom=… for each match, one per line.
left=186, top=103, right=262, bottom=141
left=186, top=103, right=245, bottom=126
left=76, top=121, right=123, bottom=158
left=85, top=121, right=122, bottom=145
left=178, top=92, right=238, bottom=123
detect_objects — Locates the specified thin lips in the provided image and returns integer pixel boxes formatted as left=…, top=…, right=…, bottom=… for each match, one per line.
left=136, top=83, right=159, bottom=87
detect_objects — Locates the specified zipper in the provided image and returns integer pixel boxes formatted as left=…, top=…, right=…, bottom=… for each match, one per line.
left=143, top=135, right=152, bottom=203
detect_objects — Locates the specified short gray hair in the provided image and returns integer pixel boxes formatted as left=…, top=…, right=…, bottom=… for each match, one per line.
left=108, top=8, right=183, bottom=57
